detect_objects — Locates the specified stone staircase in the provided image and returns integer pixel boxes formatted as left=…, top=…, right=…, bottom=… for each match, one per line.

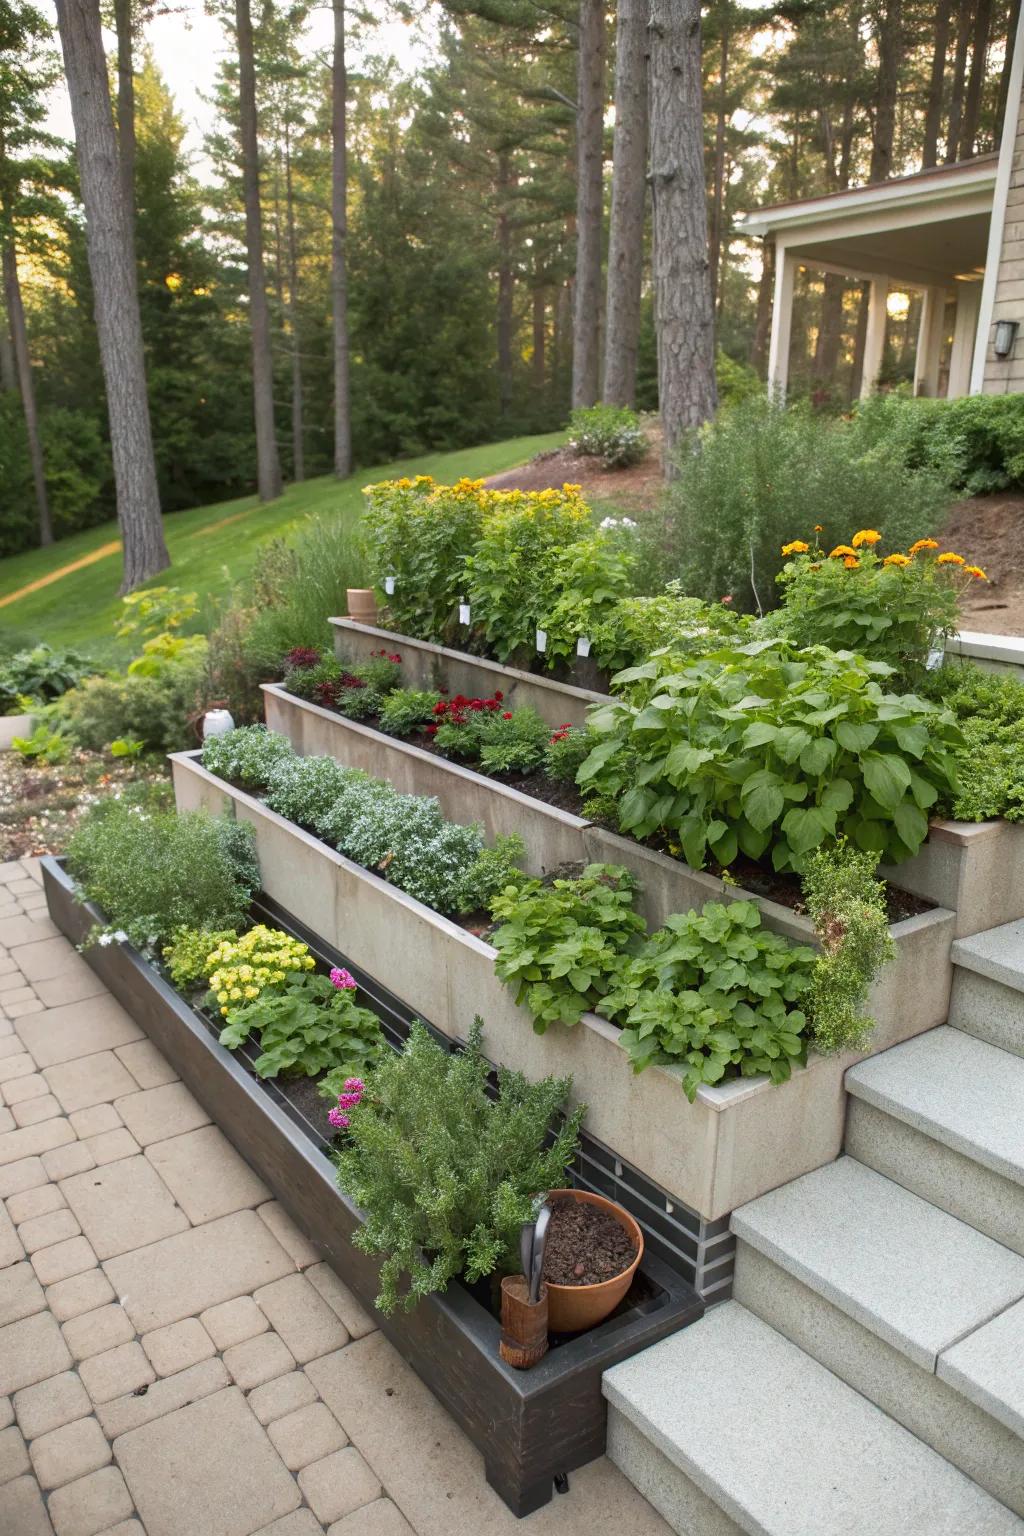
left=602, top=919, right=1024, bottom=1534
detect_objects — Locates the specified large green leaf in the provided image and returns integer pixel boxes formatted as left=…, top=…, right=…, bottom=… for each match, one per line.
left=772, top=726, right=811, bottom=763
left=799, top=737, right=837, bottom=775
left=861, top=752, right=912, bottom=810
left=893, top=800, right=929, bottom=852
left=781, top=804, right=836, bottom=855
left=836, top=720, right=878, bottom=753
left=740, top=770, right=785, bottom=830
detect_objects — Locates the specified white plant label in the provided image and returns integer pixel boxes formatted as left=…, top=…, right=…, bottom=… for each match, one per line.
left=459, top=602, right=471, bottom=625
left=384, top=576, right=395, bottom=595
left=925, top=647, right=945, bottom=671
left=536, top=628, right=548, bottom=653
left=576, top=635, right=592, bottom=658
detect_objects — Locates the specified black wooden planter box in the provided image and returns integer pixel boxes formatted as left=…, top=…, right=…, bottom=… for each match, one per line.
left=43, top=858, right=703, bottom=1517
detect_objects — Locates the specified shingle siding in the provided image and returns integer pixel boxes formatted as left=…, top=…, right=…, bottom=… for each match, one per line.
left=983, top=76, right=1024, bottom=392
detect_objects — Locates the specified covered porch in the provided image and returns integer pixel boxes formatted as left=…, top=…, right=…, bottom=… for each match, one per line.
left=740, top=156, right=999, bottom=401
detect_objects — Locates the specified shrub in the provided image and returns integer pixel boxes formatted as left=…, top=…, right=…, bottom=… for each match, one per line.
left=219, top=970, right=382, bottom=1082
left=665, top=396, right=951, bottom=612
left=433, top=699, right=549, bottom=775
left=335, top=1017, right=586, bottom=1313
left=66, top=799, right=259, bottom=950
left=851, top=392, right=1024, bottom=495
left=361, top=476, right=485, bottom=642
left=0, top=644, right=96, bottom=712
left=590, top=587, right=749, bottom=676
left=378, top=688, right=442, bottom=736
left=598, top=900, right=816, bottom=1100
left=920, top=663, right=1024, bottom=823
left=544, top=724, right=596, bottom=784
left=578, top=641, right=962, bottom=872
left=201, top=726, right=294, bottom=790
left=802, top=842, right=895, bottom=1055
left=489, top=864, right=647, bottom=1030
left=281, top=654, right=343, bottom=702
left=773, top=532, right=983, bottom=684
left=567, top=404, right=647, bottom=467
left=264, top=756, right=368, bottom=835
left=205, top=926, right=316, bottom=1016
left=162, top=927, right=238, bottom=991
left=60, top=647, right=207, bottom=755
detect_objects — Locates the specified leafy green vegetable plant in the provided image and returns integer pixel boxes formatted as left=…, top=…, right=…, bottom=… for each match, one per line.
left=218, top=971, right=382, bottom=1081
left=335, top=1017, right=586, bottom=1313
left=590, top=587, right=749, bottom=676
left=0, top=643, right=95, bottom=712
left=578, top=640, right=962, bottom=872
left=801, top=841, right=895, bottom=1055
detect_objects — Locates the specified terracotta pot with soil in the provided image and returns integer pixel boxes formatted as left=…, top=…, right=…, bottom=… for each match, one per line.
left=541, top=1188, right=643, bottom=1333
left=346, top=588, right=378, bottom=625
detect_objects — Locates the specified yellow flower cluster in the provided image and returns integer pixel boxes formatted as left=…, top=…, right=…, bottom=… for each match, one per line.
left=206, top=926, right=314, bottom=1017
left=780, top=529, right=987, bottom=581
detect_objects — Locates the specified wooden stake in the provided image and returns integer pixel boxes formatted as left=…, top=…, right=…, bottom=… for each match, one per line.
left=499, top=1275, right=549, bottom=1370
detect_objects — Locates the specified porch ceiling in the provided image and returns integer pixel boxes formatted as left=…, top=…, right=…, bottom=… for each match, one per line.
left=788, top=210, right=991, bottom=292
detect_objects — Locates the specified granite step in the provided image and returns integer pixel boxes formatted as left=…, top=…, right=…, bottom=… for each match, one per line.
left=950, top=920, right=1024, bottom=1056
left=845, top=1026, right=1024, bottom=1254
left=731, top=1156, right=1024, bottom=1515
left=603, top=1301, right=1024, bottom=1536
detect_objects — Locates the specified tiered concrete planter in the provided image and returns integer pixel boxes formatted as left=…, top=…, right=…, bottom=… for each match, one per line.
left=0, top=712, right=33, bottom=750
left=945, top=629, right=1024, bottom=678
left=41, top=857, right=701, bottom=1519
left=171, top=750, right=957, bottom=1230
left=880, top=817, right=1024, bottom=938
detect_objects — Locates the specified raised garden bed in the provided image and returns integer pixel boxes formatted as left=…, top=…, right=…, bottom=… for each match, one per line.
left=171, top=749, right=958, bottom=1224
left=0, top=712, right=33, bottom=751
left=42, top=855, right=703, bottom=1518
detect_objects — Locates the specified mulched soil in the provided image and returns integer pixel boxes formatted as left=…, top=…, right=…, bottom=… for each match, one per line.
left=541, top=1196, right=638, bottom=1287
left=484, top=421, right=665, bottom=515
left=0, top=750, right=168, bottom=860
left=700, top=852, right=934, bottom=923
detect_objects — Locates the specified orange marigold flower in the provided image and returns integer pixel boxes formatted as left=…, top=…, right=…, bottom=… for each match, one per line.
left=883, top=553, right=910, bottom=567
left=964, top=565, right=988, bottom=580
left=843, top=556, right=860, bottom=569
left=781, top=539, right=810, bottom=556
left=851, top=529, right=881, bottom=547
left=909, top=538, right=939, bottom=554
left=937, top=552, right=965, bottom=566
left=829, top=545, right=857, bottom=559
left=814, top=524, right=823, bottom=532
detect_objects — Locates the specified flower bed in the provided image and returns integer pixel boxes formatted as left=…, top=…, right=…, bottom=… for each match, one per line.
left=171, top=749, right=957, bottom=1222
left=42, top=854, right=702, bottom=1518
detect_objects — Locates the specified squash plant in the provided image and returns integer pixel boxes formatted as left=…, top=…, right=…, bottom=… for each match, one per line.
left=577, top=640, right=962, bottom=873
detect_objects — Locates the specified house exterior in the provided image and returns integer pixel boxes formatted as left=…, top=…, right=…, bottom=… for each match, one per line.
left=737, top=5, right=1024, bottom=400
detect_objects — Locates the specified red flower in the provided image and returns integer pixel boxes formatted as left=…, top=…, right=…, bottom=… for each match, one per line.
left=389, top=653, right=401, bottom=663
left=340, top=673, right=366, bottom=690
left=432, top=701, right=447, bottom=716
left=503, top=711, right=513, bottom=719
left=285, top=647, right=320, bottom=670
left=469, top=699, right=484, bottom=711
left=485, top=699, right=500, bottom=711
left=494, top=690, right=504, bottom=702
left=425, top=725, right=438, bottom=737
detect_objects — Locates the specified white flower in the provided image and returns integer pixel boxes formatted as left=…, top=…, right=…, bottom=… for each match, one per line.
left=98, top=933, right=113, bottom=947
left=114, top=930, right=129, bottom=944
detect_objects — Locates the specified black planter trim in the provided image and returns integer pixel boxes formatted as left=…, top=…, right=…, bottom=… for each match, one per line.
left=43, top=858, right=703, bottom=1518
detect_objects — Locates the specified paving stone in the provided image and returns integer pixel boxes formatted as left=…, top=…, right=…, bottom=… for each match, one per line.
left=0, top=863, right=26, bottom=885
left=7, top=1182, right=64, bottom=1225
left=0, top=1105, right=12, bottom=1134
left=4, top=998, right=44, bottom=1019
left=145, top=1124, right=268, bottom=1223
left=267, top=1401, right=348, bottom=1471
left=61, top=1304, right=134, bottom=1363
left=305, top=1265, right=375, bottom=1342
left=0, top=1422, right=29, bottom=1483
left=33, top=969, right=108, bottom=1009
left=0, top=1029, right=29, bottom=1053
left=31, top=1413, right=111, bottom=1489
left=67, top=1106, right=121, bottom=1140
left=104, top=1210, right=295, bottom=1333
left=0, top=916, right=58, bottom=946
left=327, top=1498, right=415, bottom=1536
left=0, top=1053, right=39, bottom=1085
left=99, top=1524, right=144, bottom=1536
left=79, top=1343, right=154, bottom=1407
left=7, top=879, right=39, bottom=897
left=14, top=1371, right=92, bottom=1439
left=223, top=1331, right=295, bottom=1391
left=114, top=1041, right=177, bottom=1090
left=48, top=1464, right=134, bottom=1536
left=18, top=861, right=43, bottom=885
left=46, top=1269, right=115, bottom=1325
left=0, top=1473, right=54, bottom=1536
left=141, top=1318, right=214, bottom=1377
left=96, top=1356, right=229, bottom=1439
left=41, top=1142, right=95, bottom=1182
left=2, top=1074, right=48, bottom=1106
left=19, top=1208, right=81, bottom=1255
left=31, top=1236, right=97, bottom=1288
left=0, top=972, right=26, bottom=996
left=254, top=1513, right=324, bottom=1536
left=0, top=1396, right=10, bottom=1429
left=0, top=1261, right=45, bottom=1326
left=0, top=1309, right=71, bottom=1393
left=200, top=1295, right=268, bottom=1351
left=11, top=1095, right=62, bottom=1129
left=247, top=1370, right=318, bottom=1427
left=61, top=1157, right=188, bottom=1261
left=114, top=1082, right=209, bottom=1148
left=258, top=1202, right=319, bottom=1270
left=84, top=1129, right=138, bottom=1167
left=45, top=1054, right=137, bottom=1115
left=255, top=1274, right=349, bottom=1364
left=0, top=1201, right=23, bottom=1266
left=298, top=1446, right=382, bottom=1526
left=113, top=1385, right=300, bottom=1536
left=10, top=939, right=88, bottom=985
left=15, top=997, right=141, bottom=1069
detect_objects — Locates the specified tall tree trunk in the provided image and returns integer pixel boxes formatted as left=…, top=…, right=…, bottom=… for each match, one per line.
left=961, top=0, right=993, bottom=154
left=922, top=0, right=954, bottom=166
left=648, top=0, right=717, bottom=476
left=2, top=238, right=51, bottom=545
left=604, top=0, right=647, bottom=406
left=572, top=0, right=605, bottom=409
left=709, top=0, right=730, bottom=313
left=0, top=304, right=15, bottom=392
left=236, top=0, right=282, bottom=501
left=751, top=238, right=774, bottom=374
left=284, top=123, right=304, bottom=483
left=813, top=273, right=846, bottom=382
left=496, top=149, right=514, bottom=419
left=113, top=0, right=134, bottom=236
left=331, top=0, right=351, bottom=479
left=870, top=0, right=903, bottom=180
left=945, top=0, right=974, bottom=161
left=998, top=0, right=1022, bottom=127
left=851, top=282, right=871, bottom=398
left=532, top=286, right=546, bottom=393
left=54, top=0, right=168, bottom=591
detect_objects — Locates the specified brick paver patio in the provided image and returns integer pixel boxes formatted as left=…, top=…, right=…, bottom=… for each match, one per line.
left=0, top=858, right=670, bottom=1536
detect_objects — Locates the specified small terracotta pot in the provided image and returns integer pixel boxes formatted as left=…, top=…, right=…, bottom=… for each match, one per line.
left=542, top=1189, right=643, bottom=1334
left=346, top=588, right=378, bottom=625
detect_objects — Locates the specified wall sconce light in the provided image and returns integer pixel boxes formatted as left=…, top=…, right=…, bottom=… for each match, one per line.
left=993, top=318, right=1019, bottom=358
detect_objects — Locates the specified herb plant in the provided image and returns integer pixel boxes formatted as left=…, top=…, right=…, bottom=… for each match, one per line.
left=335, top=1017, right=586, bottom=1313
left=219, top=971, right=382, bottom=1081
left=433, top=701, right=549, bottom=775
left=543, top=724, right=595, bottom=784
left=378, top=688, right=442, bottom=736
left=801, top=841, right=895, bottom=1055
left=920, top=662, right=1024, bottom=823
left=201, top=726, right=295, bottom=790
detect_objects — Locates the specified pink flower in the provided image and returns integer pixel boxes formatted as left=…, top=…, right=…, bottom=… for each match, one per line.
left=720, top=595, right=733, bottom=604
left=330, top=967, right=356, bottom=990
left=327, top=1107, right=349, bottom=1129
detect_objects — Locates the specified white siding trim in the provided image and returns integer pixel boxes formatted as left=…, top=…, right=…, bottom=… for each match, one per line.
left=970, top=9, right=1024, bottom=392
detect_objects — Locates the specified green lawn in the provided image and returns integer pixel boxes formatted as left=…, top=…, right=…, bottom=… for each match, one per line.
left=0, top=433, right=564, bottom=658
